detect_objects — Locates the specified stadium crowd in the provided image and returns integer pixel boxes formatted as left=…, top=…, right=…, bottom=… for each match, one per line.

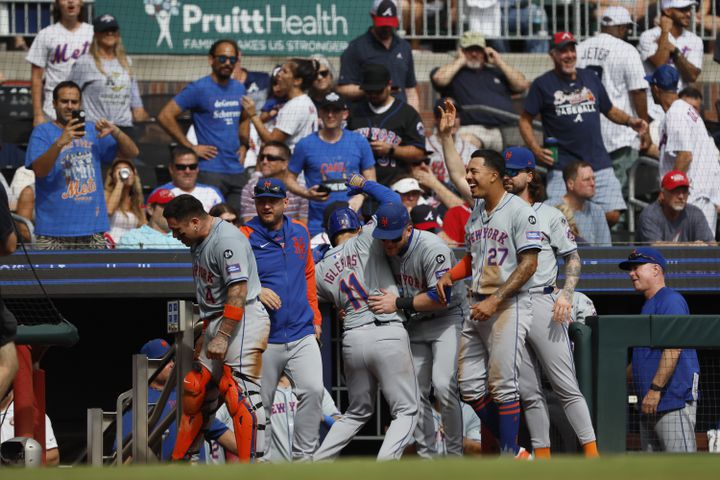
left=0, top=0, right=718, bottom=465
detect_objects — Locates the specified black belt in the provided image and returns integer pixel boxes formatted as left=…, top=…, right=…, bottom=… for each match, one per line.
left=529, top=286, right=555, bottom=295
left=373, top=319, right=398, bottom=327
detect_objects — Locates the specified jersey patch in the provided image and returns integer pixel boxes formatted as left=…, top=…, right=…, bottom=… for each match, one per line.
left=435, top=254, right=446, bottom=264
left=226, top=263, right=242, bottom=274
left=435, top=268, right=449, bottom=279
left=528, top=215, right=537, bottom=225
left=223, top=249, right=234, bottom=259
left=527, top=231, right=542, bottom=240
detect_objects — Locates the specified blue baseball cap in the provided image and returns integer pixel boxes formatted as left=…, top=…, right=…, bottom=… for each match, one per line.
left=372, top=202, right=410, bottom=240
left=140, top=339, right=171, bottom=359
left=253, top=177, right=287, bottom=199
left=503, top=147, right=536, bottom=170
left=618, top=247, right=667, bottom=271
left=645, top=65, right=679, bottom=92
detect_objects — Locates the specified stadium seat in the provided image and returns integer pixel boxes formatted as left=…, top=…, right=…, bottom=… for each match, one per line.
left=627, top=156, right=660, bottom=234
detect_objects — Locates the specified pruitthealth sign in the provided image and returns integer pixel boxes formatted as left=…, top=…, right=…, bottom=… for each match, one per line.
left=96, top=0, right=368, bottom=56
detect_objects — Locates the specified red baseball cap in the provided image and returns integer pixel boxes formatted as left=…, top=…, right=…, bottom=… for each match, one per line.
left=147, top=188, right=175, bottom=205
left=552, top=31, right=577, bottom=50
left=661, top=170, right=690, bottom=191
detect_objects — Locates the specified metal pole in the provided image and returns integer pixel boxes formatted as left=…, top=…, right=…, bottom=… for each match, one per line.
left=86, top=408, right=103, bottom=466
left=131, top=354, right=149, bottom=463
left=115, top=390, right=131, bottom=465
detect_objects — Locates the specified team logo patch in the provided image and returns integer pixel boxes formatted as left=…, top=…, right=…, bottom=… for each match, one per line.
left=435, top=268, right=449, bottom=279
left=527, top=231, right=541, bottom=240
left=223, top=249, right=234, bottom=259
left=528, top=215, right=536, bottom=225
left=380, top=216, right=389, bottom=227
left=435, top=254, right=446, bottom=264
left=226, top=263, right=242, bottom=274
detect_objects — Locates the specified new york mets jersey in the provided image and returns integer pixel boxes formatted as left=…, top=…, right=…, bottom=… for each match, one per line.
left=526, top=202, right=577, bottom=289
left=465, top=193, right=542, bottom=294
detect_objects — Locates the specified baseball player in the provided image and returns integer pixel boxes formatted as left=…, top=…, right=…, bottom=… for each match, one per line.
left=313, top=175, right=420, bottom=461
left=500, top=146, right=598, bottom=458
left=163, top=194, right=271, bottom=462
left=240, top=177, right=324, bottom=461
left=436, top=100, right=541, bottom=456
left=366, top=204, right=467, bottom=457
left=619, top=247, right=699, bottom=452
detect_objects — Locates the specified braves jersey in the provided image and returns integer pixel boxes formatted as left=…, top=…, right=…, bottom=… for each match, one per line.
left=659, top=99, right=720, bottom=205
left=465, top=193, right=542, bottom=295
left=387, top=229, right=467, bottom=316
left=315, top=220, right=405, bottom=330
left=527, top=202, right=577, bottom=289
left=192, top=218, right=261, bottom=320
left=576, top=33, right=648, bottom=152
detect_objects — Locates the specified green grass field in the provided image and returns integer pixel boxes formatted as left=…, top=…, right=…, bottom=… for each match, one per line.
left=4, top=455, right=719, bottom=480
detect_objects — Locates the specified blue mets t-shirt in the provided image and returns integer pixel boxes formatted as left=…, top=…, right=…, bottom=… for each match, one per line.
left=632, top=287, right=699, bottom=413
left=523, top=68, right=613, bottom=171
left=26, top=121, right=117, bottom=237
left=174, top=75, right=246, bottom=175
left=290, top=129, right=375, bottom=235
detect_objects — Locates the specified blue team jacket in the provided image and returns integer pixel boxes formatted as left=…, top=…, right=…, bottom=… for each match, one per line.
left=241, top=216, right=321, bottom=344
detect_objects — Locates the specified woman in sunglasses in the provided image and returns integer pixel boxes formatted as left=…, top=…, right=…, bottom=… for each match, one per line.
left=242, top=58, right=319, bottom=152
left=68, top=14, right=149, bottom=129
left=309, top=55, right=336, bottom=108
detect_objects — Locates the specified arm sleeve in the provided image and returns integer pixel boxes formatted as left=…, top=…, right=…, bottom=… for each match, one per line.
left=402, top=110, right=427, bottom=148
left=96, top=128, right=119, bottom=165
left=173, top=82, right=198, bottom=111
left=656, top=293, right=690, bottom=315
left=637, top=30, right=659, bottom=61
left=547, top=207, right=577, bottom=256
left=130, top=78, right=144, bottom=109
left=625, top=50, right=650, bottom=91
left=25, top=29, right=47, bottom=68
left=665, top=106, right=694, bottom=153
left=358, top=135, right=376, bottom=170
left=216, top=234, right=251, bottom=285
left=274, top=101, right=300, bottom=136
left=422, top=242, right=454, bottom=289
left=449, top=254, right=472, bottom=281
left=522, top=80, right=542, bottom=116
left=288, top=141, right=306, bottom=176
left=337, top=43, right=361, bottom=85
left=692, top=208, right=715, bottom=242
left=514, top=203, right=543, bottom=253
left=314, top=265, right=333, bottom=304
left=595, top=78, right=613, bottom=115
left=297, top=222, right=322, bottom=326
left=686, top=37, right=704, bottom=69
left=25, top=127, right=53, bottom=168
left=361, top=180, right=402, bottom=205
left=636, top=205, right=664, bottom=243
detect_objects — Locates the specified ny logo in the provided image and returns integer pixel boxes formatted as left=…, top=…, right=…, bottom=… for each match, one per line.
left=505, top=151, right=512, bottom=160
left=380, top=217, right=389, bottom=227
left=292, top=236, right=306, bottom=255
left=264, top=180, right=272, bottom=188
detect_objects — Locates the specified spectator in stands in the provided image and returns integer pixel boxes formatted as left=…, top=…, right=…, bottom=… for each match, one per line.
left=619, top=248, right=699, bottom=453
left=67, top=14, right=149, bottom=130
left=0, top=184, right=17, bottom=400
left=232, top=49, right=271, bottom=110
left=241, top=141, right=308, bottom=225
left=286, top=92, right=375, bottom=235
left=337, top=0, right=420, bottom=112
left=492, top=0, right=550, bottom=53
left=309, top=55, right=336, bottom=108
left=431, top=32, right=529, bottom=151
left=425, top=98, right=476, bottom=189
left=637, top=170, right=715, bottom=244
left=104, top=158, right=146, bottom=243
left=391, top=177, right=425, bottom=212
left=576, top=7, right=651, bottom=198
left=242, top=58, right=319, bottom=153
left=410, top=204, right=441, bottom=234
left=0, top=390, right=59, bottom=465
left=553, top=161, right=612, bottom=246
left=154, top=146, right=224, bottom=214
left=26, top=80, right=139, bottom=250
left=678, top=86, right=703, bottom=115
left=27, top=0, right=93, bottom=126
left=647, top=66, right=720, bottom=236
left=4, top=167, right=34, bottom=243
left=411, top=163, right=464, bottom=211
left=347, top=64, right=425, bottom=185
left=117, top=189, right=185, bottom=249
left=120, top=339, right=236, bottom=462
left=158, top=39, right=249, bottom=213
left=519, top=31, right=647, bottom=227
left=638, top=0, right=703, bottom=108
left=209, top=203, right=240, bottom=226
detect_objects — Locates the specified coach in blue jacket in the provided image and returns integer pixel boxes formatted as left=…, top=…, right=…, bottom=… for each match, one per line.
left=240, top=177, right=323, bottom=461
left=620, top=247, right=699, bottom=452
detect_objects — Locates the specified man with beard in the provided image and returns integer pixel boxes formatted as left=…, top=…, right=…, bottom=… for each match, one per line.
left=431, top=31, right=530, bottom=151
left=159, top=39, right=251, bottom=212
left=337, top=0, right=419, bottom=112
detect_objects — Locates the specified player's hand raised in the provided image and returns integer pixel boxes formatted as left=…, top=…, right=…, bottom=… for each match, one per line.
left=437, top=99, right=456, bottom=138
left=206, top=334, right=229, bottom=360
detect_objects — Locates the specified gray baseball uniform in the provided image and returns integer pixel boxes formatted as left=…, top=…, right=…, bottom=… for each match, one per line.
left=517, top=203, right=596, bottom=450
left=384, top=230, right=466, bottom=457
left=313, top=220, right=419, bottom=461
left=458, top=193, right=541, bottom=405
left=193, top=218, right=271, bottom=455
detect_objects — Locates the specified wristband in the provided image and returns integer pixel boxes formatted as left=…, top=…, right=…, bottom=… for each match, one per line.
left=649, top=383, right=664, bottom=392
left=395, top=296, right=415, bottom=312
left=223, top=304, right=244, bottom=322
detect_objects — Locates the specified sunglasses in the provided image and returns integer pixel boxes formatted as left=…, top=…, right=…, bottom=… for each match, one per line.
left=628, top=252, right=658, bottom=263
left=504, top=168, right=525, bottom=178
left=174, top=163, right=199, bottom=171
left=254, top=183, right=284, bottom=196
left=317, top=70, right=331, bottom=78
left=259, top=153, right=286, bottom=162
left=215, top=55, right=238, bottom=65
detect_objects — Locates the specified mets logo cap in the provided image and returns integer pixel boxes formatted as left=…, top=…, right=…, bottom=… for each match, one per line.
left=503, top=147, right=536, bottom=170
left=372, top=202, right=410, bottom=240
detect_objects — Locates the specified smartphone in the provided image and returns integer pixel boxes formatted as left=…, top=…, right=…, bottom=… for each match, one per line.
left=316, top=184, right=331, bottom=194
left=71, top=110, right=85, bottom=135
